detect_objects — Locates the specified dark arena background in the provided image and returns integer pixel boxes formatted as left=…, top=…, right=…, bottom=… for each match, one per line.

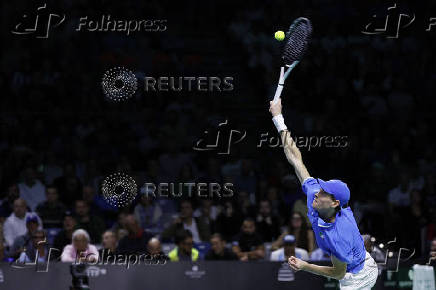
left=1, top=0, right=436, bottom=289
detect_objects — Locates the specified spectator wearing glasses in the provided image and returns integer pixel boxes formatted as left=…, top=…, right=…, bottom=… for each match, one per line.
left=168, top=229, right=199, bottom=262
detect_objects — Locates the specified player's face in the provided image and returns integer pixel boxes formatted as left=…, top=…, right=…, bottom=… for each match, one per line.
left=312, top=190, right=335, bottom=210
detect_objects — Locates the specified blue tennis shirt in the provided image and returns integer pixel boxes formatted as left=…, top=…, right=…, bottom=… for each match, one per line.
left=302, top=177, right=366, bottom=274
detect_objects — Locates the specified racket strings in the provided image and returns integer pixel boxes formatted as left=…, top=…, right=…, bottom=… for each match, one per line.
left=282, top=18, right=312, bottom=65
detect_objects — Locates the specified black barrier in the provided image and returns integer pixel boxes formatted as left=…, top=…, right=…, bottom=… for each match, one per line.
left=0, top=261, right=433, bottom=290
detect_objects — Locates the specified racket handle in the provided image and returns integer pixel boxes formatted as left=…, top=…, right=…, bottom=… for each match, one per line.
left=272, top=67, right=285, bottom=104
left=272, top=84, right=284, bottom=104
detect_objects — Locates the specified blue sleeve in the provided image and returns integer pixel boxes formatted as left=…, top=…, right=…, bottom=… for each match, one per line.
left=332, top=237, right=353, bottom=264
left=301, top=177, right=321, bottom=212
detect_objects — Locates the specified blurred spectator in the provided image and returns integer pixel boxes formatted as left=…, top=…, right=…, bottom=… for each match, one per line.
left=99, top=230, right=117, bottom=259
left=430, top=238, right=436, bottom=263
left=61, top=229, right=99, bottom=263
left=53, top=212, right=77, bottom=257
left=205, top=233, right=237, bottom=260
left=161, top=200, right=210, bottom=243
left=401, top=190, right=428, bottom=255
left=193, top=199, right=218, bottom=234
left=270, top=234, right=309, bottom=261
left=255, top=199, right=280, bottom=242
left=36, top=185, right=67, bottom=228
left=7, top=213, right=41, bottom=259
left=168, top=229, right=199, bottom=262
left=215, top=200, right=243, bottom=241
left=0, top=222, right=4, bottom=261
left=272, top=212, right=314, bottom=253
left=388, top=171, right=413, bottom=214
left=134, top=194, right=163, bottom=235
left=232, top=218, right=265, bottom=261
left=117, top=214, right=153, bottom=255
left=111, top=212, right=129, bottom=241
left=18, top=167, right=46, bottom=211
left=147, top=237, right=163, bottom=256
left=234, top=159, right=257, bottom=195
left=54, top=163, right=83, bottom=206
left=310, top=248, right=331, bottom=261
left=362, top=234, right=385, bottom=263
left=74, top=200, right=105, bottom=243
left=43, top=152, right=63, bottom=185
left=147, top=237, right=168, bottom=263
left=0, top=183, right=20, bottom=219
left=16, top=229, right=49, bottom=263
left=3, top=199, right=42, bottom=247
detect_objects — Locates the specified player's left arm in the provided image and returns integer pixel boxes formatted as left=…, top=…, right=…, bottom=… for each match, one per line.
left=288, top=255, right=347, bottom=280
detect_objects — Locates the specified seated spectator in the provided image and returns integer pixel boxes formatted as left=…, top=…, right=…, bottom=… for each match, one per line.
left=429, top=237, right=436, bottom=263
left=7, top=213, right=41, bottom=259
left=36, top=185, right=67, bottom=228
left=0, top=183, right=19, bottom=220
left=134, top=194, right=163, bottom=235
left=111, top=211, right=129, bottom=241
left=310, top=248, right=331, bottom=261
left=255, top=199, right=280, bottom=242
left=117, top=214, right=153, bottom=255
left=271, top=212, right=314, bottom=253
left=16, top=229, right=49, bottom=263
left=232, top=218, right=265, bottom=261
left=193, top=199, right=218, bottom=234
left=53, top=211, right=77, bottom=257
left=3, top=199, right=42, bottom=247
left=99, top=230, right=117, bottom=260
left=205, top=233, right=237, bottom=260
left=270, top=234, right=309, bottom=261
left=147, top=237, right=168, bottom=262
left=74, top=200, right=105, bottom=243
left=54, top=163, right=83, bottom=206
left=215, top=201, right=243, bottom=241
left=18, top=167, right=46, bottom=212
left=161, top=200, right=210, bottom=243
left=61, top=229, right=99, bottom=263
left=168, top=229, right=199, bottom=262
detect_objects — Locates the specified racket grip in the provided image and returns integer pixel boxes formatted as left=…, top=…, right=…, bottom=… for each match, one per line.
left=272, top=84, right=284, bottom=104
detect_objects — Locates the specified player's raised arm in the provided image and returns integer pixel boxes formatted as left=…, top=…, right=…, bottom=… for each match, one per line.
left=269, top=98, right=310, bottom=184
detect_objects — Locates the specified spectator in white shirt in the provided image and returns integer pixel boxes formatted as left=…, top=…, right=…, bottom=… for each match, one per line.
left=270, top=235, right=309, bottom=261
left=18, top=167, right=46, bottom=211
left=3, top=199, right=42, bottom=247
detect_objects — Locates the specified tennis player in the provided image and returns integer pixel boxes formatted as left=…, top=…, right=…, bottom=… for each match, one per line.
left=269, top=99, right=378, bottom=289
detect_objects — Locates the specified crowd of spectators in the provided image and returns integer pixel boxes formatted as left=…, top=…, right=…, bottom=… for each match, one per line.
left=1, top=0, right=436, bottom=266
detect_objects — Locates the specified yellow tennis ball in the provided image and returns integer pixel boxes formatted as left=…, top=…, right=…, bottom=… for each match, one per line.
left=275, top=30, right=285, bottom=41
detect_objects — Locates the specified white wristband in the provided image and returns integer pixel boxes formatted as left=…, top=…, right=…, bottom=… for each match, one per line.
left=272, top=114, right=287, bottom=133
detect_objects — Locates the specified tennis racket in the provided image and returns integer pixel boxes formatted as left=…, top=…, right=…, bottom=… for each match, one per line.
left=272, top=17, right=312, bottom=104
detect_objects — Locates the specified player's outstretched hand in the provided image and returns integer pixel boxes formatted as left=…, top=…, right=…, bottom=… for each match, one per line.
left=288, top=256, right=308, bottom=271
left=269, top=98, right=282, bottom=117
